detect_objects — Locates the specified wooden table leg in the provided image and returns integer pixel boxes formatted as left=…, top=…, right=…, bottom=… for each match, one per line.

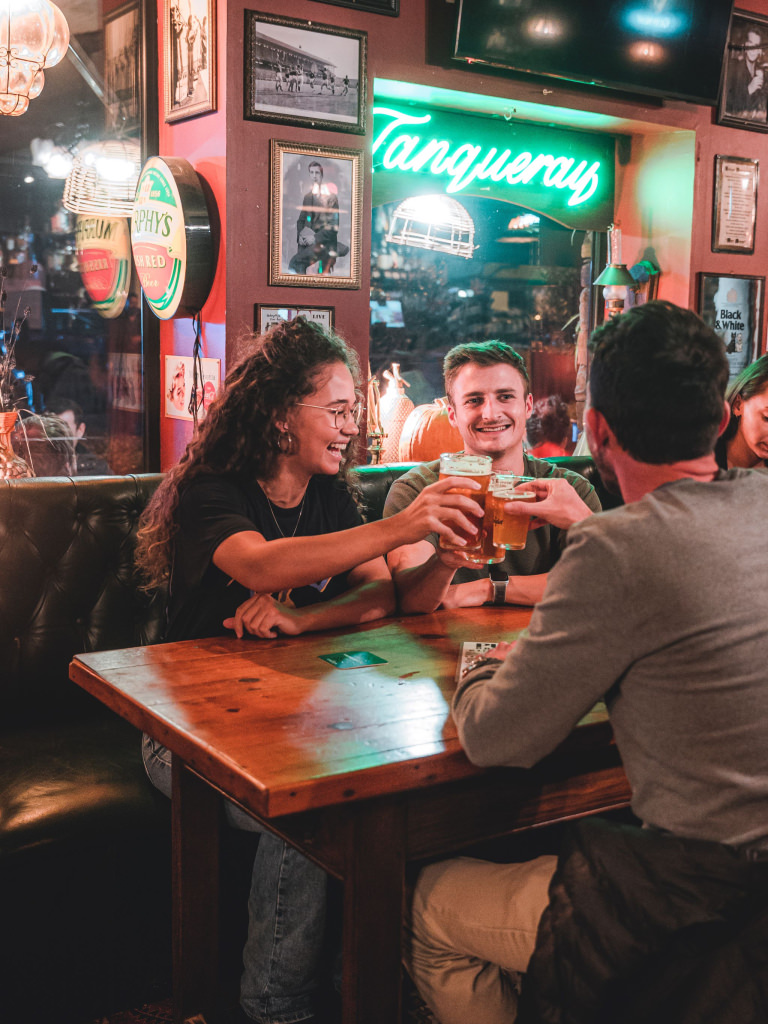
left=340, top=799, right=406, bottom=1024
left=172, top=758, right=220, bottom=1024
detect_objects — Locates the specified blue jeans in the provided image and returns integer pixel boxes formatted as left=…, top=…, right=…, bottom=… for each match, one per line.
left=142, top=735, right=327, bottom=1023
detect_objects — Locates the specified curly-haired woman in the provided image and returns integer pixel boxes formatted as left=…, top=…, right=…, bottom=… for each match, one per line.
left=715, top=354, right=768, bottom=470
left=135, top=317, right=480, bottom=1024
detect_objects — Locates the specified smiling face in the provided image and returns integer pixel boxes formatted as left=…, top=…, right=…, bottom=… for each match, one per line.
left=732, top=385, right=768, bottom=465
left=447, top=361, right=532, bottom=471
left=285, top=360, right=359, bottom=477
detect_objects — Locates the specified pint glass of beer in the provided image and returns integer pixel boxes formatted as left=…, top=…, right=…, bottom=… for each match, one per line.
left=437, top=452, right=502, bottom=563
left=489, top=474, right=537, bottom=550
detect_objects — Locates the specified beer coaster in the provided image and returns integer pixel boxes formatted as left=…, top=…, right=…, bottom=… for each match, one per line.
left=319, top=650, right=388, bottom=669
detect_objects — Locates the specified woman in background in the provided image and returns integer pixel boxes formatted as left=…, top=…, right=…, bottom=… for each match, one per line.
left=526, top=394, right=571, bottom=458
left=715, top=355, right=768, bottom=469
left=135, top=317, right=479, bottom=1024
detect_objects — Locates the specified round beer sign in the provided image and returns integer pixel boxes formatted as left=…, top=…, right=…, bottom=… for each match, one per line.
left=131, top=156, right=215, bottom=320
left=75, top=215, right=131, bottom=320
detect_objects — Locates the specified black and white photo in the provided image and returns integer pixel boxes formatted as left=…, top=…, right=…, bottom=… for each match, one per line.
left=105, top=2, right=141, bottom=132
left=245, top=12, right=366, bottom=134
left=718, top=10, right=768, bottom=132
left=270, top=141, right=362, bottom=289
left=164, top=0, right=217, bottom=122
left=308, top=0, right=398, bottom=15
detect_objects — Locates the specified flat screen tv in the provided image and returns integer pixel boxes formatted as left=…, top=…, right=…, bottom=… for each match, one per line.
left=453, top=0, right=734, bottom=106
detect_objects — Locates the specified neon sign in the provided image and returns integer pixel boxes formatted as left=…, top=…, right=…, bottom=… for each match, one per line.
left=372, top=104, right=615, bottom=229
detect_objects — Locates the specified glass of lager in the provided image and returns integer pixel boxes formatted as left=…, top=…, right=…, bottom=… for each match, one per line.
left=489, top=474, right=537, bottom=550
left=438, top=452, right=503, bottom=564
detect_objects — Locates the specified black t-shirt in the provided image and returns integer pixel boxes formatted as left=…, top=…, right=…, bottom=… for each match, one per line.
left=166, top=472, right=362, bottom=641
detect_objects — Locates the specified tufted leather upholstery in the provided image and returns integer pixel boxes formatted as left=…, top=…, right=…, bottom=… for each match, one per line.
left=0, top=474, right=171, bottom=1021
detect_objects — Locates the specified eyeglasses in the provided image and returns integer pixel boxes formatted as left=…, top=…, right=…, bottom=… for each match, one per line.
left=296, top=401, right=364, bottom=429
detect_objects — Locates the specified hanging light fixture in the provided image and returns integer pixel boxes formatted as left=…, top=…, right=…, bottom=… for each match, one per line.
left=63, top=139, right=142, bottom=217
left=386, top=195, right=476, bottom=259
left=594, top=223, right=635, bottom=319
left=0, top=0, right=70, bottom=117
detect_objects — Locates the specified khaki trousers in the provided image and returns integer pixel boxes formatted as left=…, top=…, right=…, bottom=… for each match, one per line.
left=405, top=855, right=556, bottom=1024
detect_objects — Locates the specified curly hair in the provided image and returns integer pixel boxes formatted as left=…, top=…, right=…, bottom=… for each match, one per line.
left=136, top=317, right=362, bottom=588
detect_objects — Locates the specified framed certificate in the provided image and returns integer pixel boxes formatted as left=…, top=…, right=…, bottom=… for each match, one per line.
left=712, top=155, right=759, bottom=254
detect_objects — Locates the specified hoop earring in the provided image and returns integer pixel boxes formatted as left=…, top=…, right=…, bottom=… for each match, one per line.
left=276, top=430, right=295, bottom=455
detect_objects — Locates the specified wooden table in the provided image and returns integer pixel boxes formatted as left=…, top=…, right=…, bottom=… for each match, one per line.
left=70, top=607, right=630, bottom=1024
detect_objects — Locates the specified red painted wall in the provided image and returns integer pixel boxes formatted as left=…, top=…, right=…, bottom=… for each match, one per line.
left=156, top=0, right=768, bottom=468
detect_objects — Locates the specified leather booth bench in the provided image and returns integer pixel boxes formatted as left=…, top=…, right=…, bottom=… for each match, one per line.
left=0, top=456, right=610, bottom=1022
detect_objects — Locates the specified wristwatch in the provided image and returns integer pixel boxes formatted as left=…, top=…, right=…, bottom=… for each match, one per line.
left=491, top=577, right=508, bottom=605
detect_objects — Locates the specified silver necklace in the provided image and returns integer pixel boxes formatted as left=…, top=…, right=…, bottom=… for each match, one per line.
left=265, top=489, right=307, bottom=538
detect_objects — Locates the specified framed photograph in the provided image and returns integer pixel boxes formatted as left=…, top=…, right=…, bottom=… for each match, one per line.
left=270, top=141, right=363, bottom=290
left=165, top=355, right=222, bottom=420
left=698, top=273, right=765, bottom=379
left=104, top=2, right=141, bottom=132
left=255, top=305, right=335, bottom=334
left=244, top=11, right=367, bottom=134
left=308, top=0, right=398, bottom=15
left=717, top=10, right=768, bottom=132
left=164, top=0, right=217, bottom=122
left=712, top=155, right=759, bottom=254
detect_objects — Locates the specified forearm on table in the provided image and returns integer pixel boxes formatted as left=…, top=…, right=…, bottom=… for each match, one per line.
left=505, top=573, right=548, bottom=606
left=391, top=549, right=457, bottom=614
left=294, top=578, right=395, bottom=631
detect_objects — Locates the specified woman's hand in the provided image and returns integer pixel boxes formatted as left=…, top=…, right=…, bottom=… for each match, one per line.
left=223, top=593, right=304, bottom=639
left=395, top=476, right=484, bottom=547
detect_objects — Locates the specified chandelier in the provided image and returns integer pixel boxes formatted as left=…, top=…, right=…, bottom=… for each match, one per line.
left=0, top=0, right=70, bottom=117
left=386, top=195, right=476, bottom=259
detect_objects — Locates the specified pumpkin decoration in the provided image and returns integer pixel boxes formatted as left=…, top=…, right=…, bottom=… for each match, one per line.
left=397, top=397, right=463, bottom=462
left=379, top=363, right=414, bottom=463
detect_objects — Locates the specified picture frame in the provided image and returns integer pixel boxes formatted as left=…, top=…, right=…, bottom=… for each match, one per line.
left=308, top=0, right=398, bottom=16
left=254, top=305, right=335, bottom=334
left=244, top=11, right=367, bottom=134
left=697, top=273, right=765, bottom=379
left=164, top=0, right=217, bottom=123
left=712, top=155, right=759, bottom=254
left=717, top=10, right=768, bottom=132
left=269, top=140, right=363, bottom=290
left=104, top=2, right=141, bottom=132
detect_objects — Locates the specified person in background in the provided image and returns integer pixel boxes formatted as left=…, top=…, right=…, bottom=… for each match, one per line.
left=46, top=397, right=112, bottom=475
left=383, top=340, right=600, bottom=613
left=715, top=354, right=768, bottom=469
left=525, top=394, right=571, bottom=458
left=406, top=301, right=768, bottom=1024
left=16, top=413, right=75, bottom=477
left=135, top=317, right=481, bottom=1024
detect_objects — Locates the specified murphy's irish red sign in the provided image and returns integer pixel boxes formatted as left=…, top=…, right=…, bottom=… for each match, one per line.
left=131, top=156, right=214, bottom=320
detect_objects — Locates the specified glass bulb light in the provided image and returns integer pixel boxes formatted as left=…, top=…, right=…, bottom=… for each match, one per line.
left=0, top=0, right=69, bottom=116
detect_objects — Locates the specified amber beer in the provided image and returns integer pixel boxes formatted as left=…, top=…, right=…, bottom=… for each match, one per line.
left=437, top=453, right=503, bottom=563
left=490, top=475, right=537, bottom=550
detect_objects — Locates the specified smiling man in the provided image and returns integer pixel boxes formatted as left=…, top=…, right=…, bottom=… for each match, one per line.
left=383, top=340, right=601, bottom=612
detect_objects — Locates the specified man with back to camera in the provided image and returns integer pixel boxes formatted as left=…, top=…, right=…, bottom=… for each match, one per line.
left=405, top=302, right=768, bottom=1024
left=383, top=340, right=601, bottom=612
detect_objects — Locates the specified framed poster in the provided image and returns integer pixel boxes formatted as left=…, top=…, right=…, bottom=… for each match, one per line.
left=717, top=10, right=768, bottom=132
left=309, top=0, right=398, bottom=14
left=698, top=273, right=765, bottom=379
left=165, top=355, right=222, bottom=420
left=712, top=155, right=758, bottom=254
left=104, top=2, right=141, bottom=132
left=244, top=11, right=366, bottom=134
left=255, top=305, right=335, bottom=334
left=269, top=140, right=363, bottom=290
left=164, top=0, right=217, bottom=122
